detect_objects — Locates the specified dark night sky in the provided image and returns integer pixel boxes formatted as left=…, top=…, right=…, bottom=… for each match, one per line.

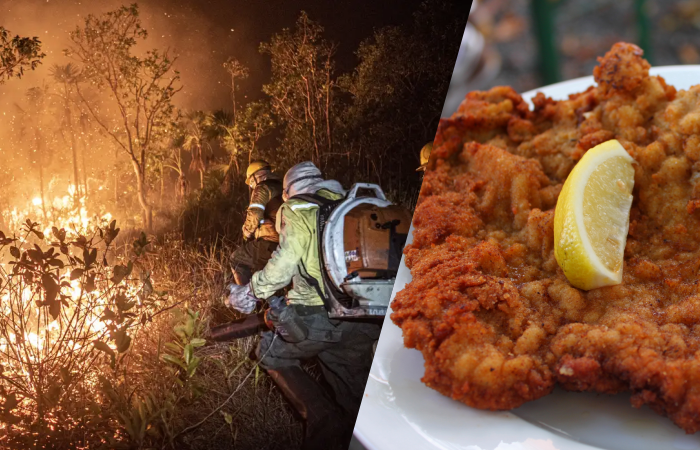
left=0, top=0, right=426, bottom=111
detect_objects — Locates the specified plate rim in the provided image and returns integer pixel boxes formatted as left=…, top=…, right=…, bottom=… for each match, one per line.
left=354, top=64, right=700, bottom=450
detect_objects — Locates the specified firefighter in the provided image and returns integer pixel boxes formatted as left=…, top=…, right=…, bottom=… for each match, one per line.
left=416, top=141, right=432, bottom=172
left=230, top=160, right=283, bottom=286
left=225, top=161, right=381, bottom=450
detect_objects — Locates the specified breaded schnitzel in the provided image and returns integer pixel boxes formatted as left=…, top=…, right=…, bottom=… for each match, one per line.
left=391, top=42, right=700, bottom=433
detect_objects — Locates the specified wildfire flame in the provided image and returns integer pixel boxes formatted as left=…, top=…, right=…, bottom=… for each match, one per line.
left=0, top=183, right=154, bottom=434
left=3, top=184, right=113, bottom=243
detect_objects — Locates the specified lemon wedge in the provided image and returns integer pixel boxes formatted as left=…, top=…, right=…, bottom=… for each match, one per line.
left=554, top=139, right=635, bottom=290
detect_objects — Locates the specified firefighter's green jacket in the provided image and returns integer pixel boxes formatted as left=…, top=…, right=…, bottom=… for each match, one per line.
left=251, top=188, right=343, bottom=306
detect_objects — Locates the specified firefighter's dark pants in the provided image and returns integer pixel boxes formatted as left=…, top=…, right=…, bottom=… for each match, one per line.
left=256, top=309, right=381, bottom=450
left=230, top=238, right=278, bottom=285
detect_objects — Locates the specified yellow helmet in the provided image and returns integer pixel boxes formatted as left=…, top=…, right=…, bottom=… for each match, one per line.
left=246, top=160, right=271, bottom=185
left=417, top=142, right=433, bottom=171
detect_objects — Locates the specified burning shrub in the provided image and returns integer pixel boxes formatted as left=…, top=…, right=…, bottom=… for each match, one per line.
left=0, top=219, right=163, bottom=447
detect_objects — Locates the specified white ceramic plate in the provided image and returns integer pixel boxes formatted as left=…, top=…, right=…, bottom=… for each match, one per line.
left=354, top=66, right=700, bottom=450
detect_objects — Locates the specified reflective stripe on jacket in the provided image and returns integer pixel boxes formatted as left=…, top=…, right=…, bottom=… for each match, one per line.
left=243, top=178, right=283, bottom=242
left=251, top=188, right=344, bottom=306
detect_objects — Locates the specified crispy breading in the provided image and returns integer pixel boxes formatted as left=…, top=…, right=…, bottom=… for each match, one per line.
left=392, top=42, right=700, bottom=433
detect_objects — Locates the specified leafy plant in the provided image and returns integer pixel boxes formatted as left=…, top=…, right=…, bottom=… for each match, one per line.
left=0, top=27, right=45, bottom=83
left=118, top=392, right=168, bottom=446
left=0, top=219, right=161, bottom=445
left=162, top=309, right=206, bottom=394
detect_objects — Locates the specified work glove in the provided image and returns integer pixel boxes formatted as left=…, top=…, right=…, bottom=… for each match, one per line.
left=224, top=283, right=258, bottom=314
left=243, top=229, right=255, bottom=242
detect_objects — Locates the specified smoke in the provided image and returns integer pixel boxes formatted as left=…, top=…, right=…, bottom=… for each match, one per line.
left=0, top=0, right=248, bottom=227
left=0, top=0, right=241, bottom=112
left=0, top=0, right=423, bottom=230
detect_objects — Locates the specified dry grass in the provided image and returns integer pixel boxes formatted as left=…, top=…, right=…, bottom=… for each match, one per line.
left=132, top=233, right=303, bottom=450
left=0, top=226, right=302, bottom=449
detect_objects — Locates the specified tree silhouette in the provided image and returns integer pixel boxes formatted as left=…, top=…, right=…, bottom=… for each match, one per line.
left=182, top=111, right=212, bottom=191
left=220, top=58, right=248, bottom=193
left=66, top=4, right=181, bottom=231
left=0, top=26, right=45, bottom=83
left=49, top=63, right=84, bottom=204
left=334, top=0, right=467, bottom=203
left=237, top=102, right=274, bottom=165
left=260, top=12, right=337, bottom=169
left=164, top=131, right=189, bottom=202
left=15, top=86, right=53, bottom=221
left=207, top=109, right=238, bottom=181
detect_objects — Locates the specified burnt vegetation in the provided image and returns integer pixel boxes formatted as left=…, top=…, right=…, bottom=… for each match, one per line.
left=0, top=2, right=468, bottom=448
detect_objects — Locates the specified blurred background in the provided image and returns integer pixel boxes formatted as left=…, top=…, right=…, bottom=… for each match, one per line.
left=442, top=0, right=700, bottom=117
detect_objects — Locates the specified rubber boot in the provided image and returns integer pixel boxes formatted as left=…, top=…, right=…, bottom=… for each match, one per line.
left=267, top=366, right=349, bottom=450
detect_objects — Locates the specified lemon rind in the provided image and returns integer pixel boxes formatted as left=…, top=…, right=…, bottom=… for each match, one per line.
left=556, top=139, right=634, bottom=290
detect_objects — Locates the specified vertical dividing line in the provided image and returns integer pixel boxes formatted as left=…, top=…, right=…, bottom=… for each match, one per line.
left=531, top=0, right=561, bottom=85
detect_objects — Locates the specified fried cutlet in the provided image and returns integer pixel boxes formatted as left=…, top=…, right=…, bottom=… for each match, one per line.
left=391, top=42, right=700, bottom=433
